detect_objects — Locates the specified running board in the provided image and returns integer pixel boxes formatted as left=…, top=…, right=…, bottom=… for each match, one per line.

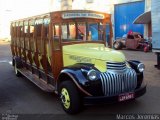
left=18, top=68, right=55, bottom=92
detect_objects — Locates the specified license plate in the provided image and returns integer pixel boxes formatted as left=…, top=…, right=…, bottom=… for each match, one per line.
left=118, top=92, right=135, bottom=102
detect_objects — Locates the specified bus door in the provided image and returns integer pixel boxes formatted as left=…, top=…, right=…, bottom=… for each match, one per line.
left=52, top=23, right=63, bottom=79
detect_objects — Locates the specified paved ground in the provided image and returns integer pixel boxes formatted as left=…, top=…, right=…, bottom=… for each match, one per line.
left=0, top=41, right=160, bottom=120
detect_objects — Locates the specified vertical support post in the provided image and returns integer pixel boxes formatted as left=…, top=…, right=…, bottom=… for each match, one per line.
left=155, top=53, right=160, bottom=69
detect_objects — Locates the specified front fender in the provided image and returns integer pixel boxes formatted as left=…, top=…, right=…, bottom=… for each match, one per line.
left=128, top=60, right=144, bottom=88
left=58, top=63, right=103, bottom=96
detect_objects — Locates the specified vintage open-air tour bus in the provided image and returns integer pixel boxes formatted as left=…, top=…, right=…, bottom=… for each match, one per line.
left=10, top=10, right=146, bottom=114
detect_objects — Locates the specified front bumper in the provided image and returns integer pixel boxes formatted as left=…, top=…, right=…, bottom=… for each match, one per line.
left=84, top=84, right=146, bottom=105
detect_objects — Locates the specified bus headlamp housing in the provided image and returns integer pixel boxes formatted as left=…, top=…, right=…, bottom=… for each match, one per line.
left=128, top=60, right=145, bottom=73
left=137, top=63, right=145, bottom=72
left=87, top=69, right=98, bottom=81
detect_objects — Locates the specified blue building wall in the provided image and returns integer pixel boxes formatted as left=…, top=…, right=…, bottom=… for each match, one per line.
left=114, top=1, right=145, bottom=39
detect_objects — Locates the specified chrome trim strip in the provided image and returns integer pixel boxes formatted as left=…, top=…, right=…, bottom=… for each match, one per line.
left=100, top=74, right=104, bottom=95
left=106, top=61, right=127, bottom=73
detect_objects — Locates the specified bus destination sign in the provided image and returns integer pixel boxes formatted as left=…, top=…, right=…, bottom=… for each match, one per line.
left=62, top=13, right=104, bottom=19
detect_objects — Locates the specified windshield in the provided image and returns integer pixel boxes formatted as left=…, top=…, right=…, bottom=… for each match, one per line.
left=61, top=22, right=105, bottom=42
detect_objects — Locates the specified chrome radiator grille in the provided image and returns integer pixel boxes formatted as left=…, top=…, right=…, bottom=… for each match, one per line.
left=107, top=62, right=127, bottom=71
left=100, top=68, right=137, bottom=96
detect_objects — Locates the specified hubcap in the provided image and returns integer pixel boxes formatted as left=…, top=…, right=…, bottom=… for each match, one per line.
left=61, top=88, right=70, bottom=109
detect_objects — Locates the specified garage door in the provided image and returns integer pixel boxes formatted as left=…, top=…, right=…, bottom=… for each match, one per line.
left=115, top=1, right=145, bottom=39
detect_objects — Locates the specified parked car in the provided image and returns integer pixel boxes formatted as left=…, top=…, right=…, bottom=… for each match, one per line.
left=113, top=32, right=152, bottom=52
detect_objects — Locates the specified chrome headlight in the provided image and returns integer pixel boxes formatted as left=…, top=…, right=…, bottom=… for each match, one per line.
left=137, top=63, right=145, bottom=72
left=87, top=69, right=97, bottom=81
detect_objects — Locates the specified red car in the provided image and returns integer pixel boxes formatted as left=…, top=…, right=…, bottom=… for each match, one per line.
left=113, top=32, right=152, bottom=52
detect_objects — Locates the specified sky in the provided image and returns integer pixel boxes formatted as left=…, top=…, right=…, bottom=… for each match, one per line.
left=0, top=0, right=60, bottom=38
left=0, top=0, right=60, bottom=20
left=0, top=0, right=113, bottom=20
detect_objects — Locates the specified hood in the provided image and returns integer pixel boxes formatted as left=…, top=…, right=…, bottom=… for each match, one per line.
left=63, top=43, right=126, bottom=62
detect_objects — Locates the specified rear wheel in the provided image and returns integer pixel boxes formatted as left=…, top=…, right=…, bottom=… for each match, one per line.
left=59, top=81, right=83, bottom=114
left=14, top=62, right=21, bottom=76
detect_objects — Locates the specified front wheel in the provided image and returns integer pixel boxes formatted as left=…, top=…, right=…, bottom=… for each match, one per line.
left=113, top=41, right=122, bottom=50
left=59, top=81, right=83, bottom=114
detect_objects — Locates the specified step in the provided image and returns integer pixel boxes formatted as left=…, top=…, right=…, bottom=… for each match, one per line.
left=18, top=68, right=55, bottom=92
